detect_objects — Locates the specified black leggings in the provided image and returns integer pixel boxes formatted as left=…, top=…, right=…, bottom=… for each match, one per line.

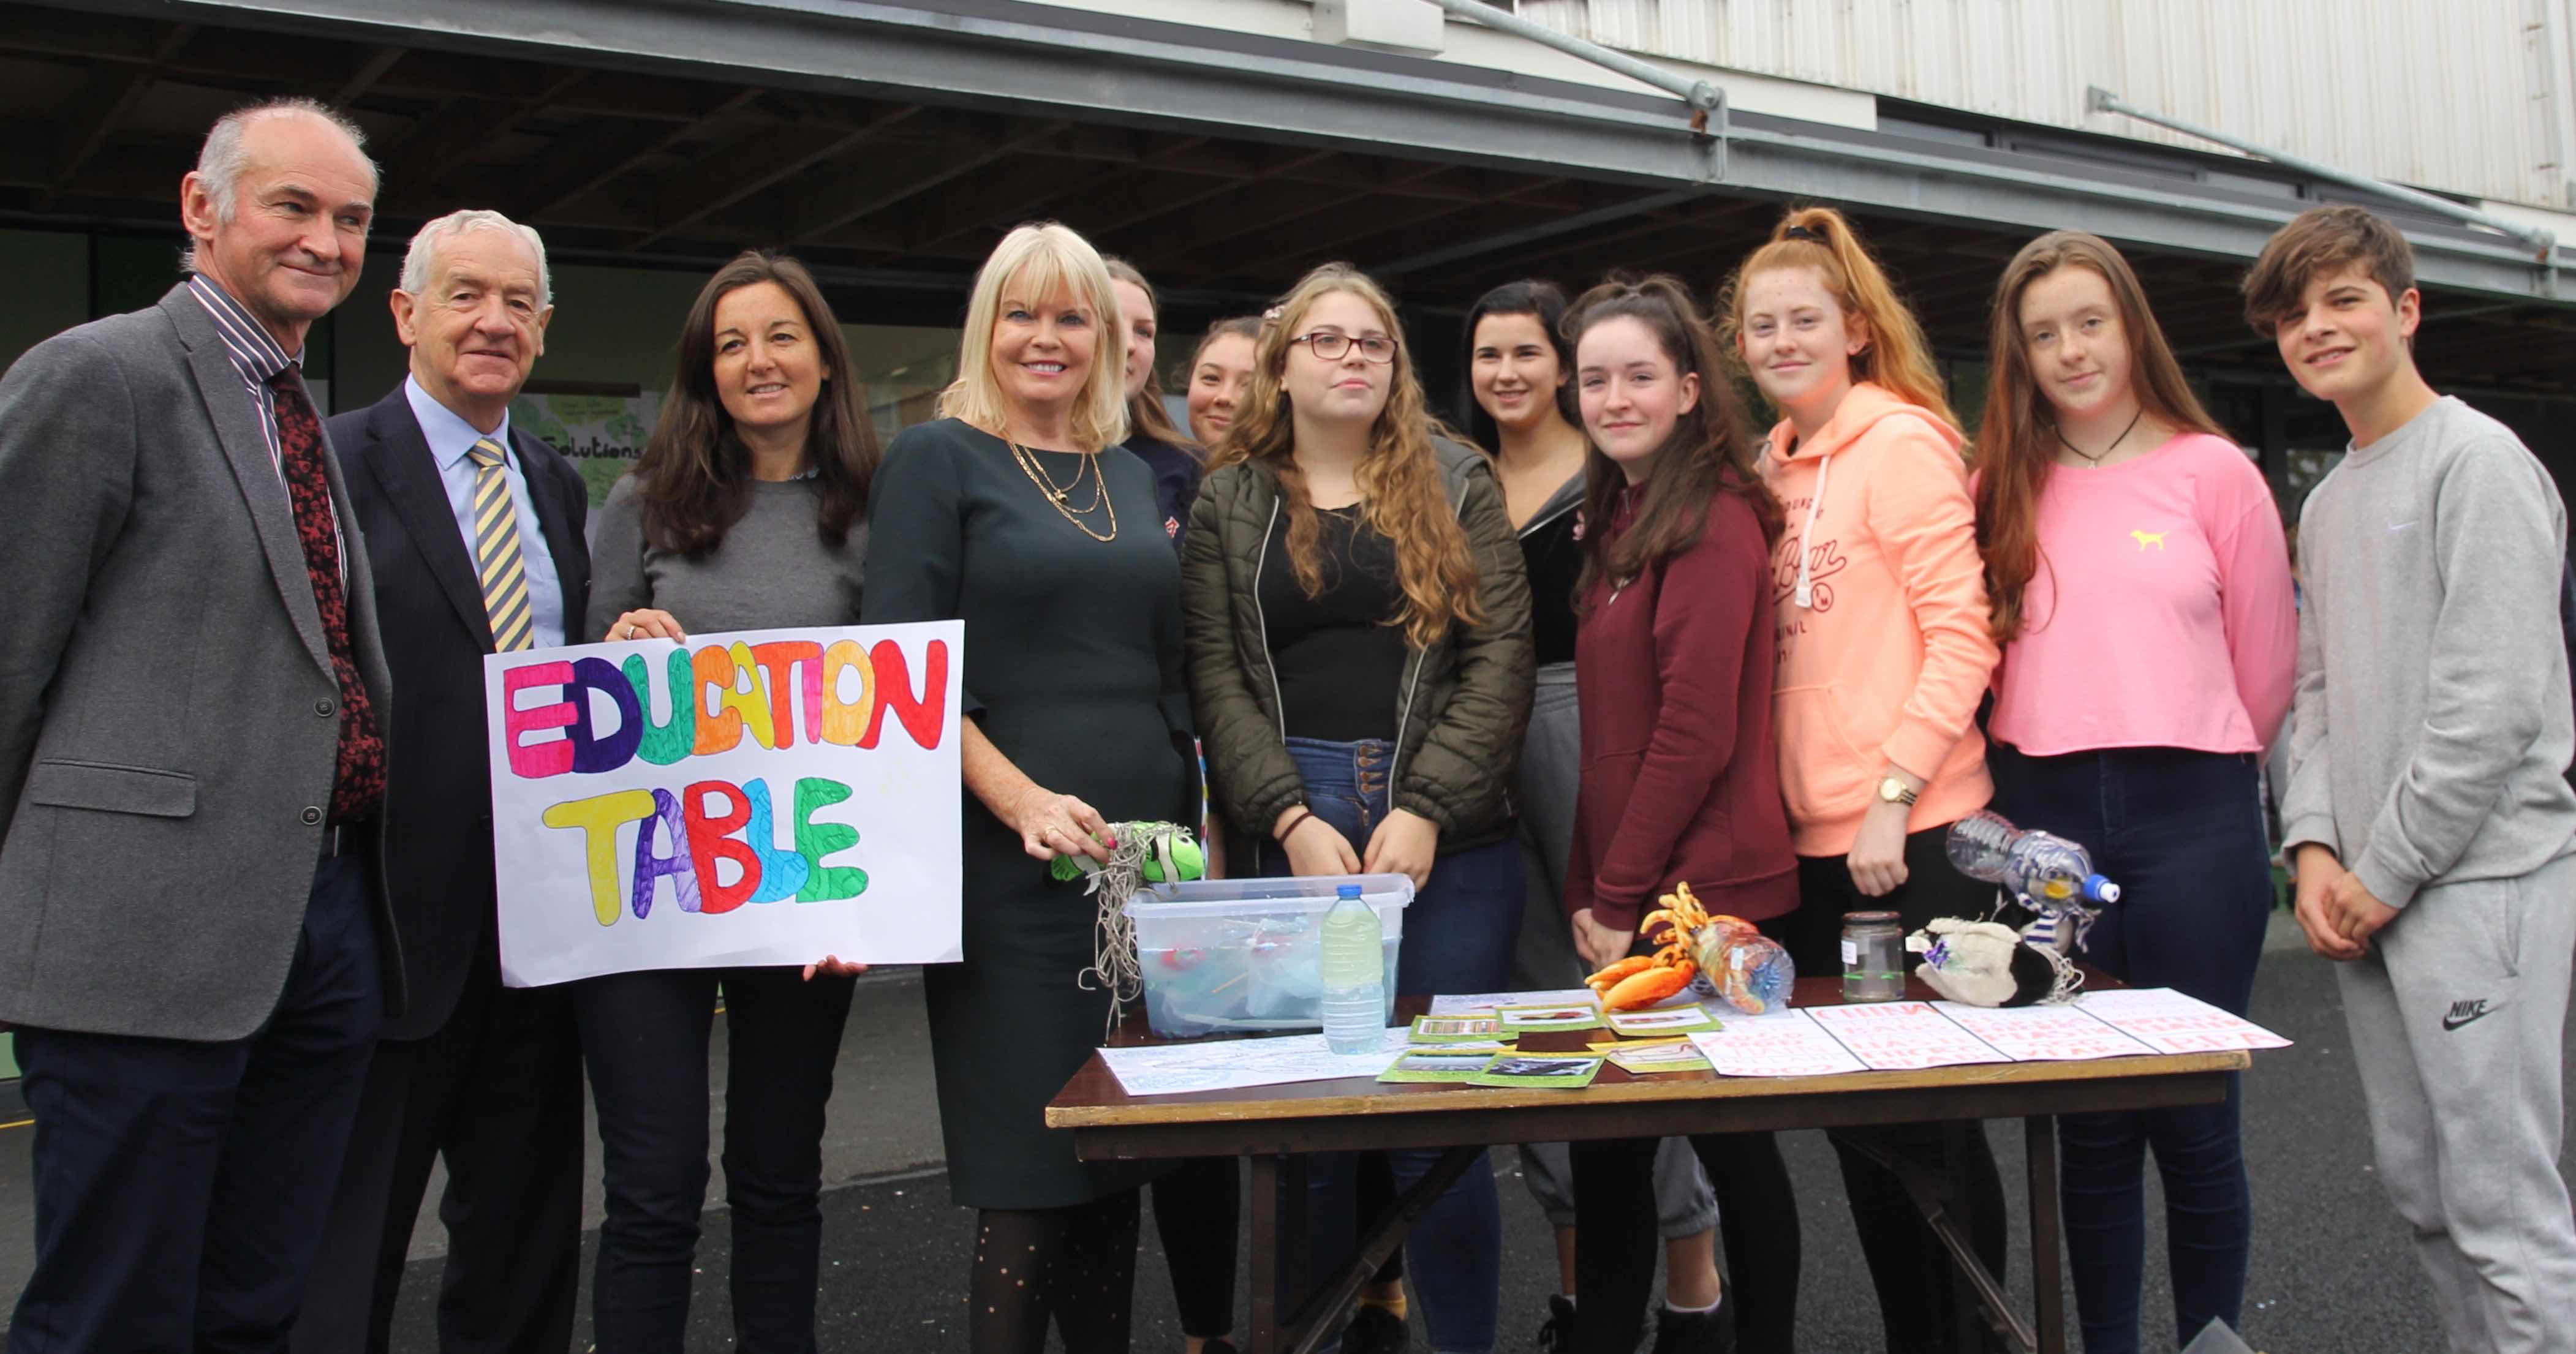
left=1794, top=827, right=2008, bottom=1354
left=972, top=1192, right=1143, bottom=1354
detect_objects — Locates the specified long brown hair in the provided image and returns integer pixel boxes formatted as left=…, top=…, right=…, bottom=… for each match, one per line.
left=1209, top=263, right=1484, bottom=648
left=633, top=251, right=878, bottom=557
left=1717, top=205, right=1962, bottom=440
left=1974, top=231, right=2229, bottom=642
left=1565, top=275, right=1783, bottom=609
left=1103, top=256, right=1195, bottom=454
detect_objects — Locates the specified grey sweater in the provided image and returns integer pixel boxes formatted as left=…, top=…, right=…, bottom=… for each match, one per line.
left=2281, top=396, right=2576, bottom=908
left=586, top=475, right=867, bottom=639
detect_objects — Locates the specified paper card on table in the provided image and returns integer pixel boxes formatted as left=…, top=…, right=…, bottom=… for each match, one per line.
left=1098, top=1028, right=1410, bottom=1096
left=1587, top=1035, right=1688, bottom=1050
left=2075, top=988, right=2294, bottom=1053
left=1429, top=988, right=1599, bottom=1015
left=1378, top=1050, right=1504, bottom=1083
left=1805, top=1001, right=2013, bottom=1070
left=485, top=622, right=964, bottom=987
left=1606, top=1041, right=1713, bottom=1074
left=1467, top=1053, right=1605, bottom=1088
left=1932, top=1001, right=2158, bottom=1061
left=1688, top=1010, right=1867, bottom=1077
left=1604, top=1004, right=1723, bottom=1036
left=1409, top=1014, right=1505, bottom=1043
left=1495, top=1003, right=1604, bottom=1032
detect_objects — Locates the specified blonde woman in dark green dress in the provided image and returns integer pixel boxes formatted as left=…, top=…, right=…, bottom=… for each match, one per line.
left=863, top=222, right=1194, bottom=1354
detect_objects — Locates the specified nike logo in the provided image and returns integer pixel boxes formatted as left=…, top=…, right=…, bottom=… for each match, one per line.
left=2387, top=520, right=2420, bottom=533
left=2442, top=998, right=2493, bottom=1031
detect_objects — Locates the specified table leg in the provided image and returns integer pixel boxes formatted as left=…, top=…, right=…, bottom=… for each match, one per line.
left=2026, top=1116, right=2064, bottom=1354
left=1946, top=1121, right=1984, bottom=1354
left=1844, top=1125, right=2034, bottom=1353
left=1247, top=1153, right=1309, bottom=1354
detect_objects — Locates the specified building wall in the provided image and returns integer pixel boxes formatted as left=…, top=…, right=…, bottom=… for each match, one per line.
left=1514, top=0, right=2576, bottom=213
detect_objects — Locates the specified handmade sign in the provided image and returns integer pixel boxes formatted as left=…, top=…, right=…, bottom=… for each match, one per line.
left=483, top=622, right=964, bottom=986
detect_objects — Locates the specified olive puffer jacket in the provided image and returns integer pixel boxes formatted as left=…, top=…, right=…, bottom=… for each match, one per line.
left=1180, top=438, right=1535, bottom=861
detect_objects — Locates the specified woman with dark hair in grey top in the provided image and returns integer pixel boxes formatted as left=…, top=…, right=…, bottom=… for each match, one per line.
left=582, top=250, right=878, bottom=1354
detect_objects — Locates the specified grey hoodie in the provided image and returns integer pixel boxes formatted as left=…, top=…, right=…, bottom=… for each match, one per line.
left=2281, top=396, right=2576, bottom=908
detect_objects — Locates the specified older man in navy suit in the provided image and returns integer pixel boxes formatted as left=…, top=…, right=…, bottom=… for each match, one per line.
left=292, top=209, right=592, bottom=1354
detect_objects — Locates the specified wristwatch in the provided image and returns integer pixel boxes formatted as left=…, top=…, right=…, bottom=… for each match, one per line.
left=1875, top=775, right=1919, bottom=807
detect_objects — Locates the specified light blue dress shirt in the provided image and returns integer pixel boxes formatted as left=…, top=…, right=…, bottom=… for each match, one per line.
left=406, top=375, right=567, bottom=649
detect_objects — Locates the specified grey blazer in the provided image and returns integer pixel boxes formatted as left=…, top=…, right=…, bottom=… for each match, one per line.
left=0, top=282, right=404, bottom=1041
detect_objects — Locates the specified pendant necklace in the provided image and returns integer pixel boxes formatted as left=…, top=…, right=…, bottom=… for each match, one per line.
left=2058, top=407, right=2145, bottom=467
left=1010, top=437, right=1118, bottom=543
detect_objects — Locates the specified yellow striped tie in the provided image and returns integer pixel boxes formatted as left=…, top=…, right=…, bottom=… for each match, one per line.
left=468, top=438, right=534, bottom=652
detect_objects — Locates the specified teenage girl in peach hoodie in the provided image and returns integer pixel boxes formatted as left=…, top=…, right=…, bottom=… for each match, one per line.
left=1723, top=206, right=2004, bottom=1354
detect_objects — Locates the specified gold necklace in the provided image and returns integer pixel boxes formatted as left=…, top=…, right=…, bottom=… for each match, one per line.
left=1009, top=438, right=1118, bottom=543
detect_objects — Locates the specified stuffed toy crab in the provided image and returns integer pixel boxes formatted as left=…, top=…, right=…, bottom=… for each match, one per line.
left=1906, top=917, right=2082, bottom=1007
left=1059, top=821, right=1206, bottom=1037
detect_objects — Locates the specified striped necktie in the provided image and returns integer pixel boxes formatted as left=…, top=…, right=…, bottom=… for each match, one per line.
left=468, top=437, right=535, bottom=652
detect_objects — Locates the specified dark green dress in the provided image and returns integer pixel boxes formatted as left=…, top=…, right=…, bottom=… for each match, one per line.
left=864, top=418, right=1193, bottom=1208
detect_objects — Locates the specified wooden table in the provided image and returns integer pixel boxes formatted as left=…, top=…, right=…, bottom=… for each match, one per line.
left=1047, top=977, right=2248, bottom=1354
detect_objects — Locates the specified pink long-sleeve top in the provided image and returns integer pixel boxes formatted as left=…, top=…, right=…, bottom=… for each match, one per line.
left=1985, top=432, right=2296, bottom=756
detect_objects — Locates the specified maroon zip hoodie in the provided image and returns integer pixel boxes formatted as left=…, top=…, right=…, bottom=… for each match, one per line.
left=1566, top=483, right=1800, bottom=930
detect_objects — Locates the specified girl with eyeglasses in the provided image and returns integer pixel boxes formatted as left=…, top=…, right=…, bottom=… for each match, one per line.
left=1181, top=263, right=1533, bottom=1354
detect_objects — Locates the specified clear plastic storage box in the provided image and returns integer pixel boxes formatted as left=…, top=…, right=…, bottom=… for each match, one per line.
left=1123, top=873, right=1415, bottom=1039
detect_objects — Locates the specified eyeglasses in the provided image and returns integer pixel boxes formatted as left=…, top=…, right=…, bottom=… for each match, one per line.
left=1291, top=331, right=1398, bottom=364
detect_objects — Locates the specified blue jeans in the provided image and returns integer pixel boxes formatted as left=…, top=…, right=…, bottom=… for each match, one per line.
left=1259, top=737, right=1524, bottom=1354
left=1989, top=743, right=2270, bottom=1354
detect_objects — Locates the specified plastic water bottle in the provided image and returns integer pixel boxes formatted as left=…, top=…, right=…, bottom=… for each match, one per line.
left=1945, top=809, right=2120, bottom=949
left=1318, top=882, right=1386, bottom=1054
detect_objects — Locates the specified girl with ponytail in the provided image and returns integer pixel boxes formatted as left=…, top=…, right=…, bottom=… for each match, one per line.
left=1720, top=206, right=2006, bottom=1352
left=1973, top=231, right=2292, bottom=1354
left=1558, top=274, right=1802, bottom=1354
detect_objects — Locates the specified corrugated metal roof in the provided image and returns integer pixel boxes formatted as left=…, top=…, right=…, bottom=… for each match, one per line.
left=1515, top=0, right=2576, bottom=211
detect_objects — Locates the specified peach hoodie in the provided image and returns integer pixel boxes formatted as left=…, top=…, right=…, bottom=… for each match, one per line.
left=1760, top=382, right=1999, bottom=856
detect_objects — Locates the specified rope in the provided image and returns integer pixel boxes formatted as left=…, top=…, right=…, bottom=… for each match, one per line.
left=1073, top=822, right=1196, bottom=1039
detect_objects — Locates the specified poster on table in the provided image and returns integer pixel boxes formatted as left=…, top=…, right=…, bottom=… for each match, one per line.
left=484, top=622, right=964, bottom=987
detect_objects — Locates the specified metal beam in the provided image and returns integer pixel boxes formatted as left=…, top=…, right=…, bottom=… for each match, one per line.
left=25, top=0, right=2572, bottom=305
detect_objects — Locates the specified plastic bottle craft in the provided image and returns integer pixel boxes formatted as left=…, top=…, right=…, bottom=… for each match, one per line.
left=1944, top=809, right=2121, bottom=950
left=1585, top=882, right=1797, bottom=1015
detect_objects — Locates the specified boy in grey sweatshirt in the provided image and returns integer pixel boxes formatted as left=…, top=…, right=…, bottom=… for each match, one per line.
left=2248, top=206, right=2576, bottom=1354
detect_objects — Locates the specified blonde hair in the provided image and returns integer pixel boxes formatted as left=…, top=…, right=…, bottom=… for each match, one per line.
left=938, top=222, right=1130, bottom=453
left=1210, top=263, right=1483, bottom=648
left=1718, top=205, right=1962, bottom=442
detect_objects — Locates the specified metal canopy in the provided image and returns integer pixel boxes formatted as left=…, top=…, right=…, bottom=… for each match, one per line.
left=4, top=0, right=2573, bottom=399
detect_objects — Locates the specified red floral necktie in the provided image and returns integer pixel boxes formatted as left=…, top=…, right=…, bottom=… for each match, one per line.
left=269, top=369, right=385, bottom=824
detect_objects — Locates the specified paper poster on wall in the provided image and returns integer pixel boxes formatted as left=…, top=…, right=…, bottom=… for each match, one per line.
left=509, top=389, right=662, bottom=507
left=483, top=622, right=963, bottom=987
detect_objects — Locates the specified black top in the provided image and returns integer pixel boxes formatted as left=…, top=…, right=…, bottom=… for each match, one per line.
left=1519, top=487, right=1584, bottom=668
left=1261, top=503, right=1408, bottom=743
left=1128, top=435, right=1203, bottom=553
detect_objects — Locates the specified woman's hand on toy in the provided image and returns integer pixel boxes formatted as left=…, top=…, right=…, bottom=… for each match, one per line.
left=1569, top=908, right=1630, bottom=969
left=1847, top=798, right=1912, bottom=897
left=1277, top=808, right=1361, bottom=878
left=1007, top=784, right=1114, bottom=864
left=1363, top=809, right=1438, bottom=890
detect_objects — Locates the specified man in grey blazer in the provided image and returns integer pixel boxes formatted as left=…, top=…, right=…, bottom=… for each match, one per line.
left=0, top=99, right=404, bottom=1352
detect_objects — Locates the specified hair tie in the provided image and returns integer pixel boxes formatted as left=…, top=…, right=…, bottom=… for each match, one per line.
left=1783, top=224, right=1826, bottom=244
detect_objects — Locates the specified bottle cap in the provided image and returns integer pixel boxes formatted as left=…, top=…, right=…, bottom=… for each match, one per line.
left=1337, top=883, right=1362, bottom=898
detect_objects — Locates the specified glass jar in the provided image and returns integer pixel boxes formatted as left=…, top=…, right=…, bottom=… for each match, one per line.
left=1841, top=910, right=1906, bottom=1002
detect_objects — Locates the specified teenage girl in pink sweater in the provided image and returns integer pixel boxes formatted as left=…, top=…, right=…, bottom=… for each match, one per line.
left=1972, top=231, right=2294, bottom=1354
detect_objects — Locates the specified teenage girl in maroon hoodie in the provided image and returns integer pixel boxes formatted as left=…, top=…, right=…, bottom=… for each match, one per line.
left=1560, top=276, right=1802, bottom=1354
